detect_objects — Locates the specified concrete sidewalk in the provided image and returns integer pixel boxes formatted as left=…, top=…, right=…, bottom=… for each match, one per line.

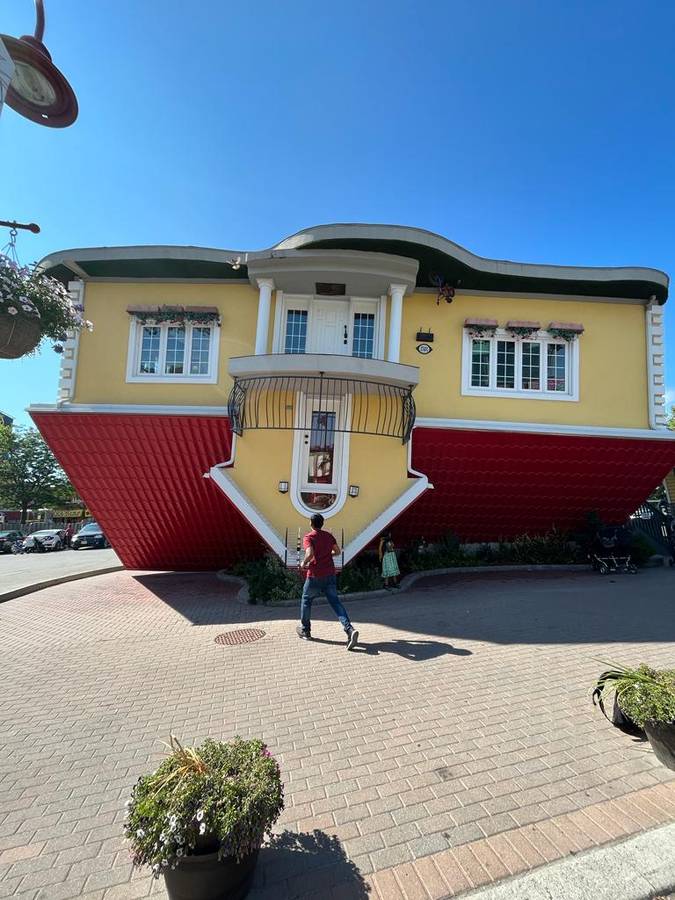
left=0, top=547, right=122, bottom=601
left=455, top=823, right=675, bottom=900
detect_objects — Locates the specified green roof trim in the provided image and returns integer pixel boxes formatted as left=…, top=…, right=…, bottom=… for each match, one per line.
left=37, top=224, right=669, bottom=304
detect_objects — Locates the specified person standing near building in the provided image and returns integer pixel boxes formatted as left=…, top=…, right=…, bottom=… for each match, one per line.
left=64, top=523, right=74, bottom=548
left=379, top=530, right=400, bottom=589
left=297, top=513, right=359, bottom=650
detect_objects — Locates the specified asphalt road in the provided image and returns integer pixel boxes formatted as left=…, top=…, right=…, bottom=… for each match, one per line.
left=0, top=545, right=122, bottom=600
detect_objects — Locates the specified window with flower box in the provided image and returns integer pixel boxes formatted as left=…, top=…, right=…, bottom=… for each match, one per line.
left=462, top=329, right=578, bottom=401
left=126, top=315, right=220, bottom=383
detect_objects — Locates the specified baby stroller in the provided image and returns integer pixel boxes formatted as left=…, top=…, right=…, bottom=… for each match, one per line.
left=590, top=526, right=638, bottom=575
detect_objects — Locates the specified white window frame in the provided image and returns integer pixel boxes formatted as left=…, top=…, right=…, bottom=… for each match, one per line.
left=126, top=317, right=220, bottom=384
left=461, top=328, right=579, bottom=401
left=290, top=392, right=351, bottom=519
left=272, top=293, right=385, bottom=359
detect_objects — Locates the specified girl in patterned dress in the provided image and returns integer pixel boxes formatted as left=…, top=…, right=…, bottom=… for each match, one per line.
left=379, top=531, right=400, bottom=589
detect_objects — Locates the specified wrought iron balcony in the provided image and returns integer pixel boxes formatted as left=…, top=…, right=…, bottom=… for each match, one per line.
left=227, top=354, right=418, bottom=443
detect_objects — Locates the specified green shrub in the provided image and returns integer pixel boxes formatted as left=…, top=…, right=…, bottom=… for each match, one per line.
left=628, top=533, right=658, bottom=567
left=231, top=554, right=302, bottom=604
left=124, top=736, right=284, bottom=876
left=337, top=560, right=383, bottom=594
left=594, top=664, right=675, bottom=728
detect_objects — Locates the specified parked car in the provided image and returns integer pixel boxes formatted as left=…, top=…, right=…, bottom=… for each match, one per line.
left=71, top=522, right=109, bottom=550
left=23, top=529, right=66, bottom=552
left=0, top=530, right=23, bottom=553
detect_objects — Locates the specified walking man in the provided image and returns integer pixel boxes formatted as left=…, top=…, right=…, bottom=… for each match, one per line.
left=296, top=513, right=359, bottom=650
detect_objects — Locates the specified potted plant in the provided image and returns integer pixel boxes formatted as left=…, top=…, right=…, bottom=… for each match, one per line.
left=124, top=736, right=284, bottom=900
left=0, top=255, right=93, bottom=359
left=593, top=663, right=675, bottom=769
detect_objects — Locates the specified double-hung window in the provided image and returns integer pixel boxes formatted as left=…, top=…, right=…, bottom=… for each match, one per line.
left=463, top=330, right=578, bottom=400
left=128, top=319, right=219, bottom=383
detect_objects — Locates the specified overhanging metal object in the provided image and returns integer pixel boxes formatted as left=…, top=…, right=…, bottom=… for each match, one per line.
left=228, top=374, right=416, bottom=443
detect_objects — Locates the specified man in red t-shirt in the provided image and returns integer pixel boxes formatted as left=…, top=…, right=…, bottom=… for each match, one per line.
left=297, top=513, right=359, bottom=650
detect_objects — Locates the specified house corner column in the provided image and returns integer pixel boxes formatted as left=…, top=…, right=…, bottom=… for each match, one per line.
left=387, top=283, right=407, bottom=363
left=254, top=278, right=275, bottom=355
left=645, top=300, right=666, bottom=429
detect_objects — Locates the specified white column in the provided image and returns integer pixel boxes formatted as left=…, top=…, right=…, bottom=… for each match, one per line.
left=387, top=283, right=406, bottom=363
left=254, top=278, right=274, bottom=355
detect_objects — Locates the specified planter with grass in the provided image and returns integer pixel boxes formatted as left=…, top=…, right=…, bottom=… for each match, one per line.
left=124, top=736, right=284, bottom=900
left=593, top=664, right=675, bottom=769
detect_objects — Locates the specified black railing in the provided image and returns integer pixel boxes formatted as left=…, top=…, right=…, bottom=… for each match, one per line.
left=228, top=374, right=416, bottom=443
left=627, top=501, right=675, bottom=556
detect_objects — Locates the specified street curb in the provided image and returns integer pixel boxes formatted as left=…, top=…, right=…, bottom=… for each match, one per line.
left=0, top=565, right=125, bottom=603
left=457, top=822, right=675, bottom=900
left=216, top=563, right=590, bottom=608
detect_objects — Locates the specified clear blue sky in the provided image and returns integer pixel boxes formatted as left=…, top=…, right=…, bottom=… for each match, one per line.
left=2, top=0, right=674, bottom=426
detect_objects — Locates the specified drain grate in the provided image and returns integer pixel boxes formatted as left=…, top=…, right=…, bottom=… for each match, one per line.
left=214, top=628, right=266, bottom=646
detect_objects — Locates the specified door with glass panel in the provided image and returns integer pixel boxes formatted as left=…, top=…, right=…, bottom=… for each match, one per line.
left=281, top=299, right=379, bottom=358
left=298, top=400, right=344, bottom=512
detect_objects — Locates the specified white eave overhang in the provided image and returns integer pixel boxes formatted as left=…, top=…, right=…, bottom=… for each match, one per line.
left=246, top=249, right=419, bottom=297
left=228, top=353, right=420, bottom=388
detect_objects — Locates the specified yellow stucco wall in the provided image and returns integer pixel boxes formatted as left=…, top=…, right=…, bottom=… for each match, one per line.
left=400, top=292, right=649, bottom=428
left=227, top=428, right=411, bottom=541
left=73, top=282, right=258, bottom=405
left=73, top=281, right=649, bottom=428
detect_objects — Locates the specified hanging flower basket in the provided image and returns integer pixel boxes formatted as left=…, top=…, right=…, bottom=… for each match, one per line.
left=0, top=304, right=42, bottom=358
left=547, top=321, right=584, bottom=342
left=0, top=255, right=93, bottom=359
left=505, top=320, right=540, bottom=340
left=464, top=317, right=498, bottom=339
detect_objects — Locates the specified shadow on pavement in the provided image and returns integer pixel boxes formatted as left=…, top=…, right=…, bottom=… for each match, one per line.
left=311, top=636, right=472, bottom=661
left=251, top=830, right=370, bottom=898
left=132, top=572, right=240, bottom=625
left=133, top=568, right=675, bottom=645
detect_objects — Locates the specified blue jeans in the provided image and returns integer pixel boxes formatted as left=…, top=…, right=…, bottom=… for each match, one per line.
left=301, top=575, right=352, bottom=633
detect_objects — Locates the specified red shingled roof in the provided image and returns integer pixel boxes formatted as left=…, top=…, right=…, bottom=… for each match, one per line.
left=399, top=427, right=675, bottom=542
left=31, top=412, right=264, bottom=570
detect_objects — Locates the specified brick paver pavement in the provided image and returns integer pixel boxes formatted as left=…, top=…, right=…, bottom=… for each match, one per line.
left=1, top=567, right=674, bottom=899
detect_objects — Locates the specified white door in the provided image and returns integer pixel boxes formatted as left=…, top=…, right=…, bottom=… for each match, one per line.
left=308, top=300, right=350, bottom=355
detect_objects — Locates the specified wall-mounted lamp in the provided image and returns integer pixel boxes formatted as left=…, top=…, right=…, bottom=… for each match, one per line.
left=348, top=485, right=360, bottom=498
left=278, top=481, right=289, bottom=494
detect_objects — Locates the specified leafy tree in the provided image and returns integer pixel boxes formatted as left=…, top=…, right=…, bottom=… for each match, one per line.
left=667, top=404, right=675, bottom=431
left=0, top=425, right=74, bottom=523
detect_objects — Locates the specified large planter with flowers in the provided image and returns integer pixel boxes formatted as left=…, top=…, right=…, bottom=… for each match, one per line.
left=124, top=736, right=284, bottom=900
left=592, top=663, right=675, bottom=770
left=0, top=255, right=92, bottom=359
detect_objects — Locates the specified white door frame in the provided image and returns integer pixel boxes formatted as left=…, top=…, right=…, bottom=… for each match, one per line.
left=290, top=391, right=351, bottom=518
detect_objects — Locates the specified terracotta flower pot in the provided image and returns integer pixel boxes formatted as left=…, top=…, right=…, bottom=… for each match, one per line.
left=0, top=312, right=42, bottom=359
left=644, top=721, right=675, bottom=771
left=163, top=848, right=259, bottom=900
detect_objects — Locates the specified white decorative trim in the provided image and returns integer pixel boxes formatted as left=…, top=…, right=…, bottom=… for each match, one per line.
left=646, top=302, right=667, bottom=429
left=289, top=394, right=351, bottom=519
left=272, top=290, right=284, bottom=353
left=125, top=317, right=220, bottom=384
left=414, top=417, right=675, bottom=441
left=29, top=403, right=229, bottom=417
left=341, top=474, right=430, bottom=566
left=57, top=280, right=84, bottom=403
left=378, top=295, right=387, bottom=359
left=208, top=464, right=286, bottom=558
left=460, top=328, right=579, bottom=402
